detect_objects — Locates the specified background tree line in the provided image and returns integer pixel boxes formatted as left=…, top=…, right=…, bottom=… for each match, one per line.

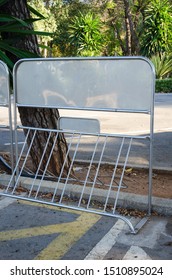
left=27, top=0, right=172, bottom=79
left=1, top=0, right=172, bottom=78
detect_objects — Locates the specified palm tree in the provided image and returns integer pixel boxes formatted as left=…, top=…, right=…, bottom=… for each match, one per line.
left=69, top=11, right=104, bottom=56
left=151, top=53, right=172, bottom=79
left=140, top=0, right=172, bottom=58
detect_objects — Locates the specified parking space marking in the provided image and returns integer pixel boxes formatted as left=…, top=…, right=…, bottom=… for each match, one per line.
left=0, top=223, right=73, bottom=242
left=0, top=200, right=101, bottom=260
left=84, top=219, right=126, bottom=260
left=35, top=211, right=100, bottom=260
left=0, top=197, right=16, bottom=210
left=123, top=245, right=152, bottom=260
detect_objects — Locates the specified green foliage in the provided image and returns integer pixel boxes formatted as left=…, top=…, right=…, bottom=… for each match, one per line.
left=51, top=0, right=95, bottom=57
left=151, top=53, right=172, bottom=79
left=28, top=0, right=57, bottom=56
left=155, top=79, right=172, bottom=93
left=68, top=11, right=104, bottom=56
left=140, top=0, right=172, bottom=57
left=0, top=0, right=52, bottom=69
left=2, top=0, right=171, bottom=60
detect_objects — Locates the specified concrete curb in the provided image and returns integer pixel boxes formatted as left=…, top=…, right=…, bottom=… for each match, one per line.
left=1, top=174, right=172, bottom=216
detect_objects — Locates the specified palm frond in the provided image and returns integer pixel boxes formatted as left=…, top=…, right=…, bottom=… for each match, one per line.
left=0, top=1, right=54, bottom=70
left=151, top=53, right=172, bottom=79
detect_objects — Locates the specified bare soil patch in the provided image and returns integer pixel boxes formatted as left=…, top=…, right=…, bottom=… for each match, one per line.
left=73, top=162, right=172, bottom=200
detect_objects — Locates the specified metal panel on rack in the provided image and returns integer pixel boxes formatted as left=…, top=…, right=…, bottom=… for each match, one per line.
left=14, top=57, right=154, bottom=113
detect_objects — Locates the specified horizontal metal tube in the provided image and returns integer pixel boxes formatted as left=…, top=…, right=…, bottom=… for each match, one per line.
left=17, top=125, right=150, bottom=140
left=0, top=192, right=136, bottom=234
left=16, top=103, right=150, bottom=114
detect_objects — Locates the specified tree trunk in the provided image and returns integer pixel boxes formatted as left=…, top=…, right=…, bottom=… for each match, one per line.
left=123, top=0, right=139, bottom=55
left=1, top=0, right=72, bottom=177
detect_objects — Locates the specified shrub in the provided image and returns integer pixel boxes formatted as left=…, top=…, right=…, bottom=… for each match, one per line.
left=151, top=54, right=172, bottom=79
left=155, top=79, right=172, bottom=93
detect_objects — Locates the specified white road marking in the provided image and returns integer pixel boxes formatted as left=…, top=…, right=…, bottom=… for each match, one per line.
left=116, top=127, right=172, bottom=136
left=84, top=219, right=126, bottom=260
left=4, top=142, right=24, bottom=146
left=0, top=197, right=16, bottom=210
left=123, top=245, right=152, bottom=260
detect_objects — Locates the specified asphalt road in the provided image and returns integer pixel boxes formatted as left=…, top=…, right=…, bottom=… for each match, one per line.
left=0, top=93, right=172, bottom=170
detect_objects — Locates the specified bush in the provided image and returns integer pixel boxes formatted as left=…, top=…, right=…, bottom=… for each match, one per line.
left=155, top=79, right=172, bottom=93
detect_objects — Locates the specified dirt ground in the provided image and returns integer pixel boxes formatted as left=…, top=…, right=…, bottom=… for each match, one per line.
left=0, top=153, right=172, bottom=200
left=72, top=162, right=172, bottom=200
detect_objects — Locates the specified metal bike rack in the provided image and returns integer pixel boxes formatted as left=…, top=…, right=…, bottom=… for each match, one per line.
left=0, top=57, right=155, bottom=234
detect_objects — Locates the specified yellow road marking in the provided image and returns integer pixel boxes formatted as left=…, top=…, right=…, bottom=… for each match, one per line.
left=0, top=200, right=100, bottom=259
left=35, top=212, right=100, bottom=260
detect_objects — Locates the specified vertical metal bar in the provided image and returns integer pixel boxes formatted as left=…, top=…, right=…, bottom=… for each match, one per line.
left=13, top=68, right=20, bottom=181
left=78, top=135, right=100, bottom=207
left=34, top=132, right=59, bottom=198
left=59, top=133, right=82, bottom=203
left=103, top=137, right=125, bottom=211
left=51, top=132, right=75, bottom=202
left=7, top=76, right=14, bottom=176
left=11, top=129, right=37, bottom=194
left=148, top=79, right=155, bottom=215
left=86, top=135, right=108, bottom=209
left=113, top=138, right=133, bottom=214
left=28, top=131, right=52, bottom=197
left=148, top=137, right=153, bottom=215
left=6, top=129, right=31, bottom=192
